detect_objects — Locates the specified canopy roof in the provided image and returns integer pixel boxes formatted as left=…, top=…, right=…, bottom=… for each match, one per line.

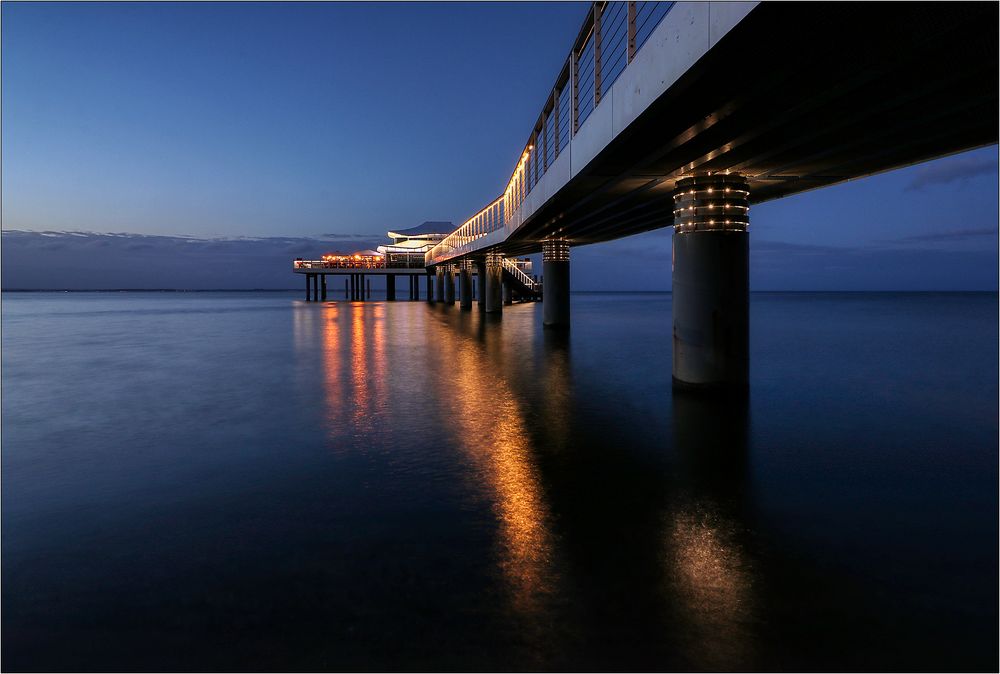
left=386, top=221, right=453, bottom=239
left=378, top=239, right=432, bottom=251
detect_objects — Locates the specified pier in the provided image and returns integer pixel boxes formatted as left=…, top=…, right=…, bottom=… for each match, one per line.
left=294, top=223, right=540, bottom=304
left=297, top=1, right=997, bottom=391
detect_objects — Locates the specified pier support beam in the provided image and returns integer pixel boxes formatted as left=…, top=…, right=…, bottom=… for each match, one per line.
left=321, top=275, right=327, bottom=301
left=426, top=270, right=435, bottom=303
left=305, top=273, right=312, bottom=301
left=386, top=274, right=396, bottom=301
left=671, top=174, right=750, bottom=391
left=459, top=261, right=473, bottom=310
left=542, top=239, right=570, bottom=327
left=476, top=259, right=486, bottom=307
left=485, top=252, right=504, bottom=314
left=444, top=265, right=456, bottom=304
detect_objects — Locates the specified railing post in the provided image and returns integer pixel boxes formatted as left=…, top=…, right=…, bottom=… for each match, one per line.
left=627, top=1, right=636, bottom=63
left=551, top=90, right=558, bottom=162
left=594, top=2, right=602, bottom=106
left=572, top=48, right=580, bottom=135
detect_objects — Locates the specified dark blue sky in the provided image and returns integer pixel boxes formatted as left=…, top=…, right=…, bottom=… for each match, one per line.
left=2, top=2, right=997, bottom=290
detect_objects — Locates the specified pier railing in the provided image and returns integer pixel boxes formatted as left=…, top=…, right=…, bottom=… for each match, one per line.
left=426, top=1, right=676, bottom=264
left=294, top=259, right=386, bottom=270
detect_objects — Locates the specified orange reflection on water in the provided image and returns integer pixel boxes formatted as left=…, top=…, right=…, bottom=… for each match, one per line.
left=664, top=504, right=756, bottom=670
left=436, top=314, right=557, bottom=616
left=349, top=302, right=371, bottom=432
left=321, top=304, right=344, bottom=434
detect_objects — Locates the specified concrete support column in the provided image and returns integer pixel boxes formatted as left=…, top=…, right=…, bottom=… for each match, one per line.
left=444, top=265, right=456, bottom=304
left=459, top=261, right=473, bottom=310
left=344, top=278, right=349, bottom=299
left=426, top=270, right=435, bottom=303
left=542, top=239, right=570, bottom=327
left=321, top=275, right=327, bottom=301
left=502, top=282, right=512, bottom=305
left=475, top=260, right=486, bottom=307
left=312, top=274, right=319, bottom=302
left=671, top=174, right=750, bottom=391
left=386, top=274, right=396, bottom=301
left=484, top=252, right=504, bottom=314
left=434, top=267, right=445, bottom=303
left=305, top=273, right=312, bottom=301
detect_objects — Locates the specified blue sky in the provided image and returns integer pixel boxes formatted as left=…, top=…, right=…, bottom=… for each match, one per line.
left=2, top=2, right=997, bottom=290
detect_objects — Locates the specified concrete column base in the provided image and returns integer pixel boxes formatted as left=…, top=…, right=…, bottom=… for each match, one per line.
left=542, top=240, right=570, bottom=328
left=671, top=174, right=750, bottom=391
left=476, top=260, right=486, bottom=306
left=485, top=253, right=504, bottom=314
left=459, top=264, right=473, bottom=310
left=444, top=266, right=455, bottom=304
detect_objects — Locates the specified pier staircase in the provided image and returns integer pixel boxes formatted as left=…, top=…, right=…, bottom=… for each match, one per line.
left=502, top=258, right=542, bottom=301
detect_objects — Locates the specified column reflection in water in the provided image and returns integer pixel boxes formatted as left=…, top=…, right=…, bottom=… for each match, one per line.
left=665, top=393, right=757, bottom=670
left=539, top=330, right=573, bottom=453
left=428, top=311, right=559, bottom=620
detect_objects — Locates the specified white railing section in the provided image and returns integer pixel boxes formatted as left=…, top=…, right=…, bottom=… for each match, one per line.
left=503, top=258, right=541, bottom=292
left=426, top=1, right=677, bottom=266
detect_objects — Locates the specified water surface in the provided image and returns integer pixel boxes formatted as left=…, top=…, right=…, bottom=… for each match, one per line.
left=2, top=291, right=997, bottom=671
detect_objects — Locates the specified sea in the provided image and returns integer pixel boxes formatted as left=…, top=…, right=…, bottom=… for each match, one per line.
left=2, top=291, right=997, bottom=671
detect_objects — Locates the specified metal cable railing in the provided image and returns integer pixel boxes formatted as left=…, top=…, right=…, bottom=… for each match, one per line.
left=427, top=1, right=677, bottom=265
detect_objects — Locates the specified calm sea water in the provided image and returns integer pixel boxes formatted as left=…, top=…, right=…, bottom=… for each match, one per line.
left=2, top=291, right=997, bottom=671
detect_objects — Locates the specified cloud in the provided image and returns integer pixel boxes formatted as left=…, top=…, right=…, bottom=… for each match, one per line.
left=879, top=227, right=998, bottom=245
left=3, top=229, right=997, bottom=292
left=906, top=154, right=998, bottom=191
left=747, top=239, right=997, bottom=290
left=1, top=230, right=384, bottom=290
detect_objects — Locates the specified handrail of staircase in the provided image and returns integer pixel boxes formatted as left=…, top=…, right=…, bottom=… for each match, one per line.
left=503, top=258, right=540, bottom=292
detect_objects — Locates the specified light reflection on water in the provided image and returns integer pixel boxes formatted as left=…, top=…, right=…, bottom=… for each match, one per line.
left=2, top=291, right=996, bottom=671
left=427, top=310, right=558, bottom=621
left=666, top=394, right=756, bottom=670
